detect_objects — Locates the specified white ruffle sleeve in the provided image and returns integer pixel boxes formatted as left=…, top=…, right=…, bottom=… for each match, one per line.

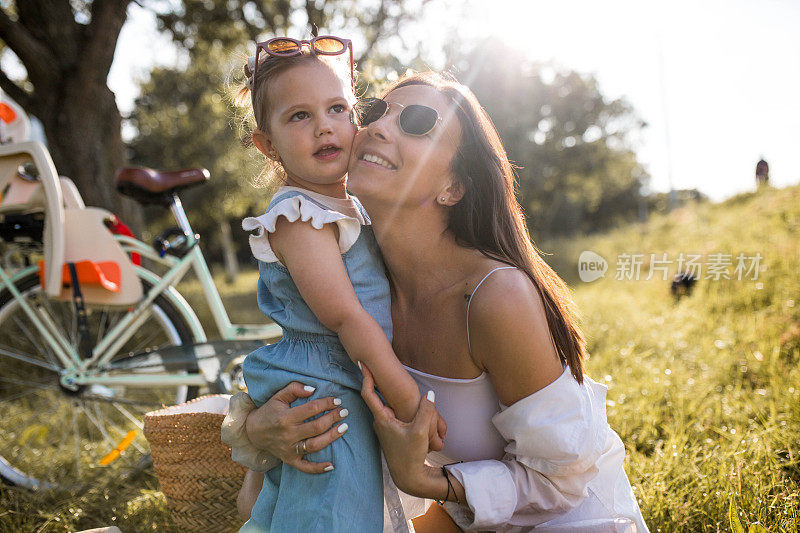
left=444, top=369, right=625, bottom=532
left=242, top=194, right=362, bottom=263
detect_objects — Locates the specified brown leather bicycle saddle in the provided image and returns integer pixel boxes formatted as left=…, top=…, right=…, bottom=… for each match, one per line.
left=115, top=167, right=210, bottom=206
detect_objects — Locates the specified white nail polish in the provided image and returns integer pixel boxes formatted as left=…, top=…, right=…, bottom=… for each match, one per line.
left=324, top=465, right=335, bottom=472
left=357, top=361, right=362, bottom=371
left=303, top=385, right=316, bottom=392
left=333, top=398, right=342, bottom=406
left=426, top=390, right=435, bottom=403
left=340, top=409, right=349, bottom=418
left=337, top=423, right=349, bottom=434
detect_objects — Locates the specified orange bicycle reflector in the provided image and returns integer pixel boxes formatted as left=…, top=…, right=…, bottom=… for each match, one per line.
left=99, top=430, right=138, bottom=466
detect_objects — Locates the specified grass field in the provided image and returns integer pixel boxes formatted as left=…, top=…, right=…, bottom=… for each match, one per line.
left=1, top=185, right=798, bottom=532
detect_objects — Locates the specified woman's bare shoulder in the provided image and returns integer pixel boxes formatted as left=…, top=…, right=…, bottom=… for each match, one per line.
left=467, top=266, right=563, bottom=404
left=468, top=265, right=543, bottom=313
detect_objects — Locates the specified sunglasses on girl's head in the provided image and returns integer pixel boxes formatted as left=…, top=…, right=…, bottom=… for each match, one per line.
left=253, top=36, right=354, bottom=91
left=358, top=98, right=444, bottom=137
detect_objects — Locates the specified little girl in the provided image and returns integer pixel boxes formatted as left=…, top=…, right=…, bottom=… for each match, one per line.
left=223, top=38, right=443, bottom=532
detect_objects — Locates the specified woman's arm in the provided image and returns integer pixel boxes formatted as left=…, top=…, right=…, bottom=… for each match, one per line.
left=360, top=364, right=464, bottom=502
left=269, top=217, right=430, bottom=427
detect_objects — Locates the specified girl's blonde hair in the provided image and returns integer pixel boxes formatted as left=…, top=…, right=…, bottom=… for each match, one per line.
left=236, top=48, right=356, bottom=187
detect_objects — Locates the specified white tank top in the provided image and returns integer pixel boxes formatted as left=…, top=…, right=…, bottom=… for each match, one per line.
left=402, top=266, right=517, bottom=465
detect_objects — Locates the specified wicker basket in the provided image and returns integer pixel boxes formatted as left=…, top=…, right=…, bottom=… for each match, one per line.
left=144, top=394, right=247, bottom=532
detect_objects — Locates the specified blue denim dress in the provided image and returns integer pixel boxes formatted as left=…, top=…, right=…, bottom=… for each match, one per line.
left=240, top=188, right=389, bottom=532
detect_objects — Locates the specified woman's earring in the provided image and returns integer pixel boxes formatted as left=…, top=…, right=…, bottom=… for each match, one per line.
left=440, top=196, right=446, bottom=203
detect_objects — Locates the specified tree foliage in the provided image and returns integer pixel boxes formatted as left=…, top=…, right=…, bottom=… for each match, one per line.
left=448, top=44, right=650, bottom=239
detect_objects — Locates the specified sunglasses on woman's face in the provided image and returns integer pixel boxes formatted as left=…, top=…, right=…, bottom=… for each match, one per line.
left=358, top=98, right=445, bottom=137
left=253, top=36, right=354, bottom=91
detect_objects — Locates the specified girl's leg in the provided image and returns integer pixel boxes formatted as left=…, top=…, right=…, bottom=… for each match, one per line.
left=238, top=470, right=265, bottom=522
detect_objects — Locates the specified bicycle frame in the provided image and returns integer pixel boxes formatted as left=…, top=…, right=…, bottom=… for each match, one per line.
left=0, top=193, right=280, bottom=389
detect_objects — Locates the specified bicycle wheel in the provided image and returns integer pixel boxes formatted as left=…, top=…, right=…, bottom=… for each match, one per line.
left=0, top=270, right=199, bottom=490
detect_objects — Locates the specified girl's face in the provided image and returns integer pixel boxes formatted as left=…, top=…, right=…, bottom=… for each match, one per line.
left=347, top=85, right=462, bottom=216
left=255, top=60, right=356, bottom=190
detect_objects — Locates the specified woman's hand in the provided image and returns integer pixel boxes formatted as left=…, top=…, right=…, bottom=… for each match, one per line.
left=360, top=364, right=448, bottom=498
left=246, top=381, right=349, bottom=474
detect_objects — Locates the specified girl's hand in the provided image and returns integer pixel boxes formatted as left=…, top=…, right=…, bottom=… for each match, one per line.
left=360, top=363, right=445, bottom=497
left=246, top=381, right=349, bottom=474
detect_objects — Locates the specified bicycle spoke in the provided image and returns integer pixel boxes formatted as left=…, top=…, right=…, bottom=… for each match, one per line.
left=12, top=315, right=52, bottom=362
left=40, top=296, right=74, bottom=347
left=100, top=308, right=125, bottom=345
left=69, top=302, right=77, bottom=347
left=0, top=386, right=50, bottom=405
left=96, top=305, right=111, bottom=346
left=81, top=403, right=118, bottom=451
left=0, top=402, right=60, bottom=457
left=91, top=403, right=146, bottom=454
left=72, top=406, right=81, bottom=478
left=112, top=402, right=144, bottom=431
left=0, top=375, right=56, bottom=390
left=132, top=328, right=166, bottom=355
left=0, top=346, right=59, bottom=372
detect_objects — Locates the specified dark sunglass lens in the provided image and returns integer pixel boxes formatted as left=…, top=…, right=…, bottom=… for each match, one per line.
left=314, top=37, right=346, bottom=54
left=359, top=99, right=388, bottom=126
left=268, top=39, right=300, bottom=54
left=400, top=105, right=439, bottom=135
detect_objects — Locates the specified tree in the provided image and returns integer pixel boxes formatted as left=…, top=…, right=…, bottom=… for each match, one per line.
left=447, top=44, right=650, bottom=239
left=0, top=0, right=141, bottom=227
left=0, top=0, right=424, bottom=232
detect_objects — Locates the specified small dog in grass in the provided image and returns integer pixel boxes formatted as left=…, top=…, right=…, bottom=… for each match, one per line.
left=671, top=271, right=698, bottom=300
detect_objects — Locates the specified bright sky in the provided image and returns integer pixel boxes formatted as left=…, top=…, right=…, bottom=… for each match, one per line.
left=107, top=0, right=800, bottom=202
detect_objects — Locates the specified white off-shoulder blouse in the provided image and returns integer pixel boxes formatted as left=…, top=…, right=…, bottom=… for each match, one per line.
left=386, top=366, right=649, bottom=532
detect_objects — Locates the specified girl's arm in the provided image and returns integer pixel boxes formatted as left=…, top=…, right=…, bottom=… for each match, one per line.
left=269, top=216, right=423, bottom=425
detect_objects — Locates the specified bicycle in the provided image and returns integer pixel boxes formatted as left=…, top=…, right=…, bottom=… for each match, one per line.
left=0, top=108, right=281, bottom=491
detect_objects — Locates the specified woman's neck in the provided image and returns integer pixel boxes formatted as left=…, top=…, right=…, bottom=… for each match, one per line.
left=371, top=206, right=477, bottom=299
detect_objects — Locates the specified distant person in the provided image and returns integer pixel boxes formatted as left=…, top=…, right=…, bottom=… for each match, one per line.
left=755, top=158, right=769, bottom=187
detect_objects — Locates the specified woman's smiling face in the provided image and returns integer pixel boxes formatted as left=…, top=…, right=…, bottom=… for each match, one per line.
left=348, top=84, right=462, bottom=213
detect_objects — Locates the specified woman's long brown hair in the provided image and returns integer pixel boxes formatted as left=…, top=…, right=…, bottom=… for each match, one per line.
left=386, top=72, right=588, bottom=382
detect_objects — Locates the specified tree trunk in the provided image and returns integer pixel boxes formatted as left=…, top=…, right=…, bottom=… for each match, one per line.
left=43, top=71, right=143, bottom=231
left=218, top=221, right=240, bottom=283
left=0, top=0, right=141, bottom=231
